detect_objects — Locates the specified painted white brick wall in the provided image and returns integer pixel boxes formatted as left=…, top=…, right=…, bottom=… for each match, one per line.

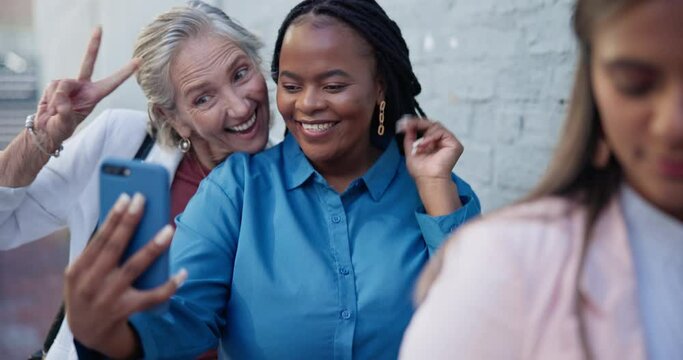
left=34, top=0, right=578, bottom=212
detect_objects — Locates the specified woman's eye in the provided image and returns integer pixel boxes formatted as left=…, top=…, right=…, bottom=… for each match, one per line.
left=234, top=67, right=248, bottom=81
left=616, top=81, right=654, bottom=97
left=194, top=95, right=210, bottom=106
left=609, top=65, right=657, bottom=98
left=324, top=84, right=347, bottom=93
left=281, top=84, right=301, bottom=93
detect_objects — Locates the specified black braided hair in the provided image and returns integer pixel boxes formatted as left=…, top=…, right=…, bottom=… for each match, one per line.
left=271, top=0, right=426, bottom=150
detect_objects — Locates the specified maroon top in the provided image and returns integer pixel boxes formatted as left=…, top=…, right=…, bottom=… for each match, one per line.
left=169, top=154, right=210, bottom=226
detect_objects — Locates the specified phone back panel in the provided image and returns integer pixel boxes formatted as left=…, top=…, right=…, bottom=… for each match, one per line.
left=99, top=157, right=170, bottom=290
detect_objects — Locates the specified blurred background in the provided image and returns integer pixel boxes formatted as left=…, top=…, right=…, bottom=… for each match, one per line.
left=0, top=0, right=575, bottom=357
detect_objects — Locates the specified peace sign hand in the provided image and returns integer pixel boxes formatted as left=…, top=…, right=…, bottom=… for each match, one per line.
left=33, top=27, right=140, bottom=150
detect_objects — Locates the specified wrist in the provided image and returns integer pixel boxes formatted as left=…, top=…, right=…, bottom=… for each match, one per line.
left=415, top=176, right=462, bottom=216
left=93, top=323, right=141, bottom=359
left=413, top=175, right=452, bottom=190
left=25, top=114, right=64, bottom=157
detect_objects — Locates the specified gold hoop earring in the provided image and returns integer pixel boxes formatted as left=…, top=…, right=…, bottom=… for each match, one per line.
left=377, top=100, right=386, bottom=136
left=179, top=137, right=191, bottom=153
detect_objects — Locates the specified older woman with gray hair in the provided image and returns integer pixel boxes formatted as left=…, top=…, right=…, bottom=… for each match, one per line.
left=0, top=1, right=270, bottom=359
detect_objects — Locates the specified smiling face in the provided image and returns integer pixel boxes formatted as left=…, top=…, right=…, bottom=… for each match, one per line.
left=591, top=0, right=683, bottom=219
left=276, top=16, right=384, bottom=173
left=167, top=33, right=269, bottom=163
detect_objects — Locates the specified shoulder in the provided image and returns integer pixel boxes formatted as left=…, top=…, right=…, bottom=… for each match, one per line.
left=97, top=108, right=147, bottom=134
left=76, top=109, right=147, bottom=146
left=444, top=197, right=586, bottom=268
left=207, top=142, right=285, bottom=190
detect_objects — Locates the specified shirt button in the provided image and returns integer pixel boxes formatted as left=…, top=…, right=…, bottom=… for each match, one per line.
left=341, top=310, right=351, bottom=320
left=331, top=215, right=341, bottom=223
left=339, top=267, right=350, bottom=275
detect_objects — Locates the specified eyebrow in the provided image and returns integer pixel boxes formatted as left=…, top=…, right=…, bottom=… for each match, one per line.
left=279, top=69, right=352, bottom=82
left=182, top=82, right=210, bottom=99
left=603, top=59, right=655, bottom=71
left=181, top=54, right=251, bottom=98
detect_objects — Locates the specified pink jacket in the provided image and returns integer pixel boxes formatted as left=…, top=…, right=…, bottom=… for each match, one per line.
left=400, top=196, right=646, bottom=360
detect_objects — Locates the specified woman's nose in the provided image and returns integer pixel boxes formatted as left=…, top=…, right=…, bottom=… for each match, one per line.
left=653, top=84, right=683, bottom=144
left=224, top=89, right=250, bottom=119
left=296, top=87, right=325, bottom=115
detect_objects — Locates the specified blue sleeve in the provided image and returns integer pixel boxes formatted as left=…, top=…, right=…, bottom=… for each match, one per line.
left=414, top=173, right=480, bottom=255
left=128, top=155, right=247, bottom=359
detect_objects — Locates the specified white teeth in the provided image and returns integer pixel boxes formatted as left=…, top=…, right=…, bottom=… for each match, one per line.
left=228, top=114, right=256, bottom=132
left=301, top=122, right=335, bottom=132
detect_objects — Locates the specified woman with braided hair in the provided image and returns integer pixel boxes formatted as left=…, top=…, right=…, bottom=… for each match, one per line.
left=65, top=0, right=480, bottom=358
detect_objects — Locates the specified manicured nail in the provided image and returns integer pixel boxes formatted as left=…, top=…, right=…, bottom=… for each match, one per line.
left=128, top=193, right=145, bottom=214
left=173, top=268, right=188, bottom=288
left=154, top=225, right=174, bottom=246
left=411, top=138, right=424, bottom=156
left=113, top=193, right=131, bottom=213
left=396, top=115, right=412, bottom=134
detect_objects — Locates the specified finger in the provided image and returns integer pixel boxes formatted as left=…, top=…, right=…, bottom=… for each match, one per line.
left=397, top=116, right=435, bottom=134
left=36, top=81, right=59, bottom=128
left=398, top=116, right=421, bottom=155
left=78, top=26, right=103, bottom=81
left=50, top=80, right=81, bottom=115
left=39, top=80, right=58, bottom=107
left=87, top=193, right=145, bottom=280
left=113, top=225, right=174, bottom=291
left=93, top=58, right=140, bottom=100
left=75, top=193, right=132, bottom=272
left=125, top=268, right=187, bottom=314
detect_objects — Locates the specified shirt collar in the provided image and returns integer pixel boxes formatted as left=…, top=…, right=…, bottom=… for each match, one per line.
left=360, top=139, right=401, bottom=201
left=283, top=133, right=316, bottom=190
left=620, top=184, right=683, bottom=242
left=282, top=133, right=402, bottom=200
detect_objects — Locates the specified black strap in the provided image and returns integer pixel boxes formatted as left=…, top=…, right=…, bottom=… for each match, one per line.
left=133, top=134, right=155, bottom=161
left=38, top=133, right=156, bottom=356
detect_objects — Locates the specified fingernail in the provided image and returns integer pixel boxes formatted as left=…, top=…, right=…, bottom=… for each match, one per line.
left=395, top=115, right=412, bottom=134
left=173, top=268, right=188, bottom=288
left=128, top=193, right=145, bottom=214
left=154, top=225, right=174, bottom=246
left=411, top=138, right=424, bottom=156
left=113, top=193, right=131, bottom=213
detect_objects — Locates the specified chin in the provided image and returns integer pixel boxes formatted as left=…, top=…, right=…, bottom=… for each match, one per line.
left=641, top=182, right=683, bottom=219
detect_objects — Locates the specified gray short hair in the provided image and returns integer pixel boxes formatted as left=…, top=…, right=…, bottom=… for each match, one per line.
left=133, top=0, right=264, bottom=147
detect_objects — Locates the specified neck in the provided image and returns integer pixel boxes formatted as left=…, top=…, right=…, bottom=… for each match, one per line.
left=312, top=142, right=382, bottom=193
left=189, top=136, right=219, bottom=170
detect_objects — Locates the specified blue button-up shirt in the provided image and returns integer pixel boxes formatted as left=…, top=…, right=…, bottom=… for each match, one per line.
left=130, top=134, right=480, bottom=359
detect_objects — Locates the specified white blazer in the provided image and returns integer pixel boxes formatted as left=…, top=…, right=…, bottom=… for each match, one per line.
left=0, top=109, right=183, bottom=360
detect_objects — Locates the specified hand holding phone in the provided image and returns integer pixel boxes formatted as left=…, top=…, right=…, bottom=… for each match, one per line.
left=99, top=157, right=170, bottom=290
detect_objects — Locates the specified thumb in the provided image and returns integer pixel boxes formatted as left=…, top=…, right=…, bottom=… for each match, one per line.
left=398, top=116, right=418, bottom=155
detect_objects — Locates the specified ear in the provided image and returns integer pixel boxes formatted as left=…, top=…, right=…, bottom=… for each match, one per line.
left=375, top=75, right=386, bottom=105
left=156, top=105, right=192, bottom=139
left=592, top=137, right=611, bottom=168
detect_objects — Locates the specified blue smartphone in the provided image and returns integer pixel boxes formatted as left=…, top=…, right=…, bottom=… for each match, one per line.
left=99, top=157, right=170, bottom=294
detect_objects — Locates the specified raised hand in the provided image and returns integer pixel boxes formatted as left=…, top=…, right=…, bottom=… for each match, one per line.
left=397, top=116, right=464, bottom=181
left=397, top=116, right=464, bottom=216
left=64, top=193, right=186, bottom=358
left=34, top=27, right=140, bottom=150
